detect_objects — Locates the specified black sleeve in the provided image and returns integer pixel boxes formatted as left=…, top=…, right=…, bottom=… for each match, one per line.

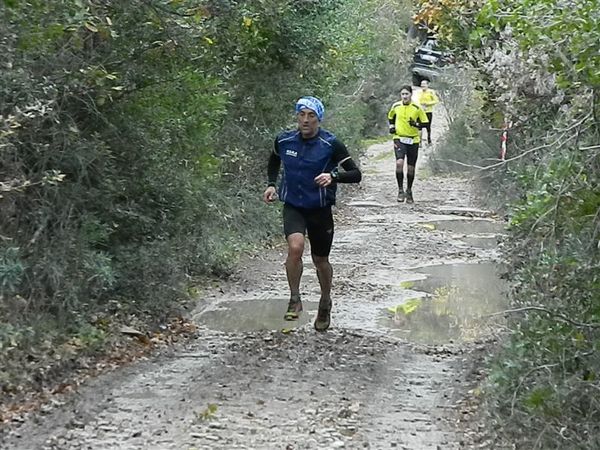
left=267, top=138, right=281, bottom=186
left=388, top=115, right=395, bottom=125
left=331, top=139, right=362, bottom=184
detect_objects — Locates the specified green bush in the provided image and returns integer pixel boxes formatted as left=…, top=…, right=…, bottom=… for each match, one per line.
left=0, top=0, right=413, bottom=400
left=424, top=0, right=600, bottom=445
left=0, top=247, right=25, bottom=295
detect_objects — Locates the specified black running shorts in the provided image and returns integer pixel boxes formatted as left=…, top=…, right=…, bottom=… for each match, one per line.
left=393, top=139, right=419, bottom=166
left=283, top=203, right=334, bottom=257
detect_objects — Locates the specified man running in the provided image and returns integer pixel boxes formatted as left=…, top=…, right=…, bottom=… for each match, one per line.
left=388, top=85, right=429, bottom=203
left=417, top=80, right=439, bottom=145
left=263, top=96, right=362, bottom=331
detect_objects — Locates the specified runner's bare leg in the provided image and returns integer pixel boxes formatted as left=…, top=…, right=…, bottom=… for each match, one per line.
left=312, top=255, right=332, bottom=303
left=286, top=233, right=304, bottom=298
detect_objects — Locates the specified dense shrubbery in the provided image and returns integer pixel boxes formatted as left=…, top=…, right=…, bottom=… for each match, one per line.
left=0, top=0, right=412, bottom=398
left=422, top=0, right=600, bottom=446
left=427, top=67, right=500, bottom=174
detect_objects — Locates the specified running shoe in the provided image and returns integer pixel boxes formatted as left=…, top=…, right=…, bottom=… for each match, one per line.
left=284, top=296, right=302, bottom=321
left=405, top=190, right=414, bottom=204
left=397, top=190, right=405, bottom=202
left=314, top=299, right=331, bottom=332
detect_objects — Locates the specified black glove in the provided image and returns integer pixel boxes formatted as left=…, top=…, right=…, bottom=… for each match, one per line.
left=408, top=118, right=418, bottom=128
left=389, top=125, right=396, bottom=134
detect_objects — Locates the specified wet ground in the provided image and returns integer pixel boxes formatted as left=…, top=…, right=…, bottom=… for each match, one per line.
left=1, top=104, right=507, bottom=449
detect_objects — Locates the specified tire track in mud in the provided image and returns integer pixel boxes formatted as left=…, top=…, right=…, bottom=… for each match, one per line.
left=2, top=107, right=504, bottom=449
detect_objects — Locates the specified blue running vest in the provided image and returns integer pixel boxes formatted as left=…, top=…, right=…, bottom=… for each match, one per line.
left=276, top=129, right=339, bottom=209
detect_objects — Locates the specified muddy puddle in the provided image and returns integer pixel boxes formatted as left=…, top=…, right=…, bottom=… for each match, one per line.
left=194, top=218, right=507, bottom=342
left=194, top=298, right=319, bottom=332
left=379, top=262, right=508, bottom=345
left=419, top=218, right=505, bottom=235
left=462, top=235, right=497, bottom=249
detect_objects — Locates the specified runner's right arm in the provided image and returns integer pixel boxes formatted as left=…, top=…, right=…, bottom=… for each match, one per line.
left=387, top=105, right=398, bottom=134
left=267, top=139, right=281, bottom=187
left=263, top=140, right=281, bottom=203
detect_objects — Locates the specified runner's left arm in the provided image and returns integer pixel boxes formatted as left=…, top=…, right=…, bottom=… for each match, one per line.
left=331, top=139, right=362, bottom=183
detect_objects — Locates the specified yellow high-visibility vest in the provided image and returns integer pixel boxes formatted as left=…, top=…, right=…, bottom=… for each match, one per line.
left=387, top=101, right=429, bottom=143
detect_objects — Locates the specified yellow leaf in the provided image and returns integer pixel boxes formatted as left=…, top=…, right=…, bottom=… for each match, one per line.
left=84, top=22, right=98, bottom=33
left=242, top=17, right=253, bottom=28
left=204, top=36, right=214, bottom=45
left=388, top=298, right=422, bottom=316
left=469, top=387, right=482, bottom=397
left=420, top=223, right=436, bottom=230
left=400, top=298, right=422, bottom=314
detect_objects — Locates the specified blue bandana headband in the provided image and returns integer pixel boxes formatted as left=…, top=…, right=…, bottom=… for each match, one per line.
left=295, top=96, right=325, bottom=122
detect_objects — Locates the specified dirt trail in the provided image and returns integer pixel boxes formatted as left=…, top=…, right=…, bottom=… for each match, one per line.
left=1, top=99, right=506, bottom=450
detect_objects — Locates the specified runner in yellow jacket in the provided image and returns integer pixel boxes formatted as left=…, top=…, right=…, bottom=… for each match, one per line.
left=388, top=85, right=429, bottom=203
left=417, top=80, right=439, bottom=145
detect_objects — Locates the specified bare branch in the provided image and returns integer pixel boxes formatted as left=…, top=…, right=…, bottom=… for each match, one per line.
left=487, top=306, right=600, bottom=329
left=437, top=113, right=595, bottom=172
left=435, top=159, right=487, bottom=170
left=511, top=364, right=557, bottom=417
